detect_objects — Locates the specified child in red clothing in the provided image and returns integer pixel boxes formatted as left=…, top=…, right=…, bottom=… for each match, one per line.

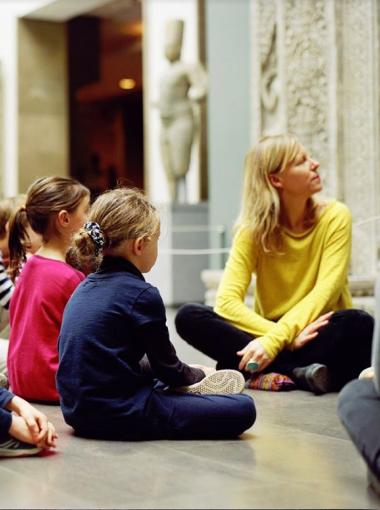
left=7, top=177, right=90, bottom=402
left=0, top=195, right=42, bottom=388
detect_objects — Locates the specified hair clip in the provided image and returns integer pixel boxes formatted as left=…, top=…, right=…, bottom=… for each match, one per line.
left=84, top=221, right=105, bottom=256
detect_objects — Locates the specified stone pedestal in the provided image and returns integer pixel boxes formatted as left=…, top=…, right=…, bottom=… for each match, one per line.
left=147, top=202, right=209, bottom=306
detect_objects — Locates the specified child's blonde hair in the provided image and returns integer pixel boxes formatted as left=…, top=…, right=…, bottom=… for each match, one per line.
left=67, top=188, right=160, bottom=273
left=235, top=133, right=317, bottom=252
left=9, top=177, right=89, bottom=281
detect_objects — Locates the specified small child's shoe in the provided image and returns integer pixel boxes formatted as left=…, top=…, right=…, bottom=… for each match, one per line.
left=0, top=437, right=42, bottom=457
left=175, top=369, right=245, bottom=395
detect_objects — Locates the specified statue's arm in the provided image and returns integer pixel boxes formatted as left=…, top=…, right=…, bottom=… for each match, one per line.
left=187, top=62, right=208, bottom=102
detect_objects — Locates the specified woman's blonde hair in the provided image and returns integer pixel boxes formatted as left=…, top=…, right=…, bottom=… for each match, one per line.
left=235, top=133, right=317, bottom=252
left=67, top=187, right=160, bottom=273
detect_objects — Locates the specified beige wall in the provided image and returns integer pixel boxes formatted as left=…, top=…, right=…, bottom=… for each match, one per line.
left=18, top=18, right=68, bottom=192
left=0, top=64, right=3, bottom=194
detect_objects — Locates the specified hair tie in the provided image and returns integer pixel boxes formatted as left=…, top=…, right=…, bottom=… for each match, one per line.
left=84, top=221, right=105, bottom=256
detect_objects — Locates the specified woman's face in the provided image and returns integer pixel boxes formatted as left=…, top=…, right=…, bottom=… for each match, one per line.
left=272, top=147, right=322, bottom=198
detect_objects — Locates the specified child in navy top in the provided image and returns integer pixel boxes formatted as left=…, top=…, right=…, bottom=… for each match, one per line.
left=57, top=188, right=255, bottom=440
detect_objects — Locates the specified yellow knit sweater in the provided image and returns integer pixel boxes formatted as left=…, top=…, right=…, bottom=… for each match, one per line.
left=214, top=200, right=353, bottom=359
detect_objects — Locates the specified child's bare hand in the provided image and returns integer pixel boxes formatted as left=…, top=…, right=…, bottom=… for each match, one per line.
left=37, top=422, right=58, bottom=449
left=9, top=415, right=36, bottom=445
left=7, top=396, right=48, bottom=443
left=9, top=415, right=58, bottom=449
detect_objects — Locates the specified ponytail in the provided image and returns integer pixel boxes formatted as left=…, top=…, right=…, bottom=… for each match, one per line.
left=66, top=226, right=103, bottom=275
left=8, top=207, right=28, bottom=281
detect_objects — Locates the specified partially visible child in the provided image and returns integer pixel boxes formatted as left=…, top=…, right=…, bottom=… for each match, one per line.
left=0, top=195, right=41, bottom=388
left=57, top=188, right=255, bottom=440
left=0, top=387, right=57, bottom=457
left=0, top=196, right=26, bottom=315
left=7, top=177, right=90, bottom=402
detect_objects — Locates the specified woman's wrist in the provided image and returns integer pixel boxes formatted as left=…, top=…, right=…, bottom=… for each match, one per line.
left=256, top=337, right=276, bottom=360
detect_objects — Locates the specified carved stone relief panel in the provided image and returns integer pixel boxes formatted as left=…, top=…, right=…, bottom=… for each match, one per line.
left=258, top=0, right=281, bottom=136
left=250, top=0, right=283, bottom=144
left=251, top=0, right=337, bottom=198
left=281, top=0, right=337, bottom=199
left=337, top=0, right=379, bottom=277
left=250, top=0, right=379, bottom=279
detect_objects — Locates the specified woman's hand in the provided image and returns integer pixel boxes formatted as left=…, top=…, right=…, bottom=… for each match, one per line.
left=293, top=311, right=334, bottom=350
left=237, top=339, right=272, bottom=373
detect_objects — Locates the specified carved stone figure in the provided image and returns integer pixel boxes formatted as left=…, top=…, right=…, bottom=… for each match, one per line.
left=157, top=19, right=207, bottom=203
left=260, top=23, right=281, bottom=135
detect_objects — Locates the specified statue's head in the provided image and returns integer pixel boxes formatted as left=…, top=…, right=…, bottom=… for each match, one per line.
left=164, top=19, right=184, bottom=62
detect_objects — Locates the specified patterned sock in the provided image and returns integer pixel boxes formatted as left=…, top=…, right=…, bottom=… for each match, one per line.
left=246, top=372, right=296, bottom=391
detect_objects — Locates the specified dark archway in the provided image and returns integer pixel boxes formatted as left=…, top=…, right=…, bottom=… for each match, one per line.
left=67, top=3, right=143, bottom=200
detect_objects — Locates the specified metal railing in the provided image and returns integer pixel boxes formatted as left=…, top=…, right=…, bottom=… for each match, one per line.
left=159, top=224, right=228, bottom=267
left=157, top=215, right=380, bottom=271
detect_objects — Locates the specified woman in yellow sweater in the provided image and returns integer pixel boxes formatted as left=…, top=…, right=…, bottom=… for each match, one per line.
left=175, top=133, right=373, bottom=394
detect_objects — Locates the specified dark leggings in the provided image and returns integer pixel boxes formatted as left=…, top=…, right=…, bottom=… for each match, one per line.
left=175, top=304, right=374, bottom=391
left=70, top=384, right=256, bottom=441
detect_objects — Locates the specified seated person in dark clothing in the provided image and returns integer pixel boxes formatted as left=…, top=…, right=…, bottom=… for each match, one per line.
left=338, top=275, right=380, bottom=496
left=58, top=188, right=255, bottom=441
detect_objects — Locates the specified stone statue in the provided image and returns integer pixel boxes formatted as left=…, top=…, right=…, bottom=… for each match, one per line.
left=156, top=19, right=207, bottom=203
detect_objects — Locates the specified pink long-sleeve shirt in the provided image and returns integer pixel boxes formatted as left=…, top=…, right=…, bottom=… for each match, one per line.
left=8, top=255, right=84, bottom=402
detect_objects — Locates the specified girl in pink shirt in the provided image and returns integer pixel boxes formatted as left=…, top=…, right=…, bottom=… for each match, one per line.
left=7, top=177, right=90, bottom=402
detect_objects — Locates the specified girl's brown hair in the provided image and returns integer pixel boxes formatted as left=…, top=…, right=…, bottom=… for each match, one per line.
left=8, top=176, right=89, bottom=281
left=67, top=187, right=159, bottom=274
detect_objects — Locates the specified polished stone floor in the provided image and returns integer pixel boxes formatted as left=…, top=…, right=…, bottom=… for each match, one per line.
left=1, top=308, right=379, bottom=509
